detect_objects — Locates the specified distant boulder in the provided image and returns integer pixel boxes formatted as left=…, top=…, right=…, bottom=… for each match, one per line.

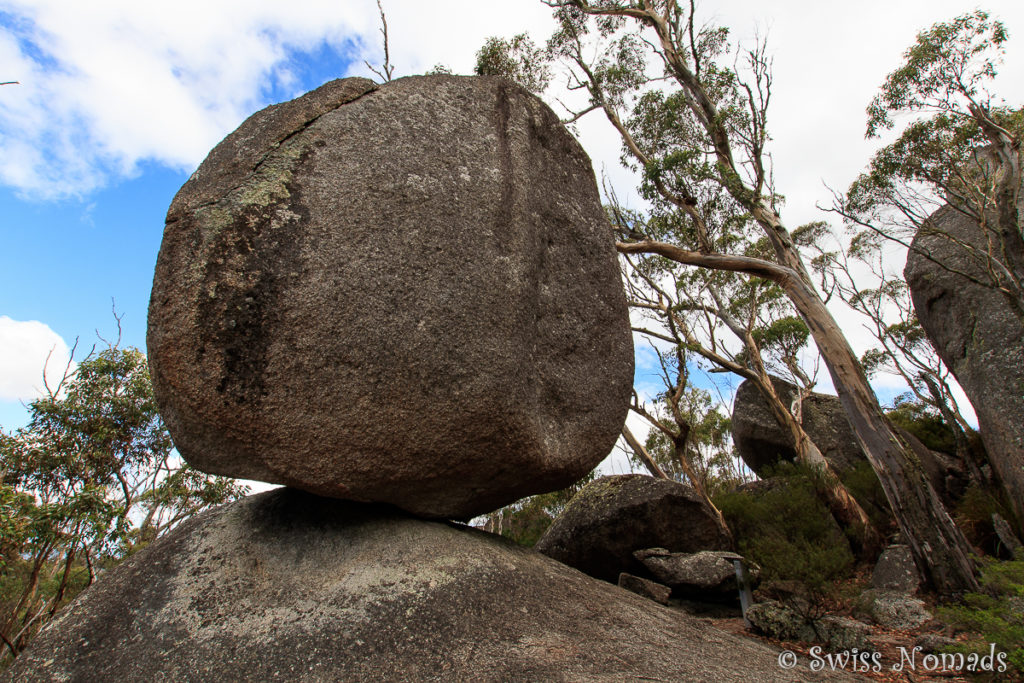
left=3, top=489, right=843, bottom=683
left=732, top=377, right=864, bottom=477
left=905, top=203, right=1024, bottom=524
left=535, top=475, right=732, bottom=583
left=731, top=376, right=961, bottom=504
left=146, top=75, right=633, bottom=519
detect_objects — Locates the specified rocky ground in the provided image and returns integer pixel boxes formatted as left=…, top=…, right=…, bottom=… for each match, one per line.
left=688, top=582, right=1008, bottom=682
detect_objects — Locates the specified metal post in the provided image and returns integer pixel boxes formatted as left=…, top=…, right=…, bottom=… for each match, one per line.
left=733, top=558, right=753, bottom=628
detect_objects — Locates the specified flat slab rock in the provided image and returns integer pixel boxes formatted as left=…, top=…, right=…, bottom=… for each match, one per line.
left=4, top=489, right=851, bottom=683
left=147, top=75, right=633, bottom=519
left=635, top=548, right=750, bottom=595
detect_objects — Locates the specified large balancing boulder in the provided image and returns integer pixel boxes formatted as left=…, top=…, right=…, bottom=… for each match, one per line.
left=535, top=474, right=732, bottom=583
left=905, top=203, right=1024, bottom=525
left=147, top=75, right=633, bottom=519
left=3, top=489, right=847, bottom=683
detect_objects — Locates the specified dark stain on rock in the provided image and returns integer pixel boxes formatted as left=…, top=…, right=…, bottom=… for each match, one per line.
left=196, top=165, right=311, bottom=408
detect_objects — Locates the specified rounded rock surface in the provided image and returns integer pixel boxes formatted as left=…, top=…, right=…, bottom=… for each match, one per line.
left=147, top=75, right=633, bottom=519
left=3, top=489, right=850, bottom=683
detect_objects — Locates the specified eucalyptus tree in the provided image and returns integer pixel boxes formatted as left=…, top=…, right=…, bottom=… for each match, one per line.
left=833, top=10, right=1022, bottom=528
left=616, top=211, right=880, bottom=553
left=806, top=223, right=987, bottom=484
left=837, top=11, right=1022, bottom=322
left=476, top=33, right=884, bottom=558
left=0, top=338, right=247, bottom=661
left=508, top=0, right=978, bottom=593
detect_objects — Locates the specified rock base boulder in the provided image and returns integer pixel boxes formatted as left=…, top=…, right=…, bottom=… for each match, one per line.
left=4, top=489, right=843, bottom=683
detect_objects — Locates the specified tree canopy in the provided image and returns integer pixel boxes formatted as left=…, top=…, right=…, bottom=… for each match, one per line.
left=1, top=339, right=247, bottom=662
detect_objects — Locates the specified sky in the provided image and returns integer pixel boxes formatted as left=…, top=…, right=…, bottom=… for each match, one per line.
left=2, top=0, right=1023, bottom=472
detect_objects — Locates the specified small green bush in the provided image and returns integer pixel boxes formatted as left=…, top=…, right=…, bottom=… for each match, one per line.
left=715, top=464, right=856, bottom=612
left=839, top=459, right=893, bottom=532
left=886, top=395, right=958, bottom=456
left=956, top=482, right=1019, bottom=555
left=938, top=557, right=1024, bottom=675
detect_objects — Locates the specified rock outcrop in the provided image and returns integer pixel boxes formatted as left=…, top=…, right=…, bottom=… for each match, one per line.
left=905, top=203, right=1024, bottom=525
left=535, top=475, right=732, bottom=582
left=3, top=489, right=844, bottom=683
left=147, top=75, right=633, bottom=519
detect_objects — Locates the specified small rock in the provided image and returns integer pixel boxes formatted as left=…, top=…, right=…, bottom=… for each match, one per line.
left=747, top=601, right=871, bottom=650
left=746, top=601, right=817, bottom=643
left=872, top=544, right=921, bottom=594
left=914, top=633, right=959, bottom=653
left=814, top=616, right=873, bottom=651
left=618, top=572, right=671, bottom=605
left=864, top=590, right=932, bottom=630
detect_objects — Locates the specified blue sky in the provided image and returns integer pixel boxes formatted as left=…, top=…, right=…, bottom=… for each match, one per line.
left=2, top=0, right=1023, bottom=439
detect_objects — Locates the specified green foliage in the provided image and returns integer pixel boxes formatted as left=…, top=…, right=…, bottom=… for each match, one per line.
left=0, top=339, right=248, bottom=665
left=886, top=394, right=958, bottom=455
left=938, top=557, right=1024, bottom=674
left=715, top=465, right=856, bottom=608
left=751, top=315, right=809, bottom=362
left=838, top=460, right=893, bottom=532
left=844, top=9, right=1023, bottom=303
left=955, top=482, right=1018, bottom=554
left=474, top=33, right=551, bottom=94
left=866, top=10, right=1007, bottom=137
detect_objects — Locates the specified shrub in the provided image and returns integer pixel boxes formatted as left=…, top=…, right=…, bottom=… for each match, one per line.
left=938, top=557, right=1024, bottom=675
left=715, top=464, right=856, bottom=614
left=955, top=483, right=1019, bottom=555
left=839, top=459, right=894, bottom=533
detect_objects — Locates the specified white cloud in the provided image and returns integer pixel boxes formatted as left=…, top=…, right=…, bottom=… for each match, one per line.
left=2, top=0, right=1021, bottom=201
left=0, top=0, right=557, bottom=198
left=0, top=316, right=73, bottom=401
left=0, top=0, right=368, bottom=197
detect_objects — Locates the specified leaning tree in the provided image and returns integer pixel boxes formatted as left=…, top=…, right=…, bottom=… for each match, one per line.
left=523, top=0, right=979, bottom=594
